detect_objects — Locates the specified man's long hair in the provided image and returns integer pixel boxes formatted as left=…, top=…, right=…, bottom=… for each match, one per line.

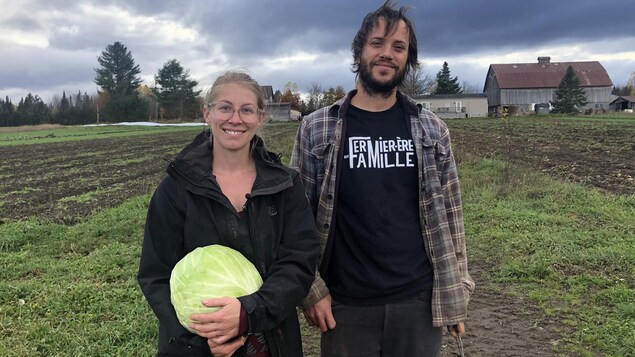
left=351, top=0, right=420, bottom=78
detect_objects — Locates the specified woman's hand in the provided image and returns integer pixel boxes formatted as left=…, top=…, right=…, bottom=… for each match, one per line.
left=189, top=297, right=242, bottom=345
left=207, top=335, right=247, bottom=357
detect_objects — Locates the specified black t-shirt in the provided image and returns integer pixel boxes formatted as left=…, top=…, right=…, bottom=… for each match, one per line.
left=327, top=101, right=433, bottom=305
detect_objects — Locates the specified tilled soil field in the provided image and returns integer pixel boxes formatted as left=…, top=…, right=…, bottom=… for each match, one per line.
left=1, top=117, right=633, bottom=224
left=446, top=116, right=635, bottom=196
left=0, top=130, right=195, bottom=224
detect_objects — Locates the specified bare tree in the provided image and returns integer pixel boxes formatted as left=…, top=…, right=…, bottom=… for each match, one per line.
left=628, top=71, right=635, bottom=95
left=306, top=82, right=324, bottom=112
left=322, top=85, right=347, bottom=107
left=461, top=81, right=482, bottom=94
left=400, top=65, right=434, bottom=97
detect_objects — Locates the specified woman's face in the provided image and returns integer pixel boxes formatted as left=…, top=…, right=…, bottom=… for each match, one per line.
left=204, top=83, right=264, bottom=154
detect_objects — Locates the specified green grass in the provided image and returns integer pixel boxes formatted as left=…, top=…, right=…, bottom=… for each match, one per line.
left=0, top=196, right=157, bottom=356
left=457, top=153, right=634, bottom=356
left=0, top=124, right=206, bottom=147
left=0, top=120, right=633, bottom=356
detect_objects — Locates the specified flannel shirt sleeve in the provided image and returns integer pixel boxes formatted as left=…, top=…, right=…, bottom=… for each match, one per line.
left=439, top=127, right=475, bottom=301
left=290, top=117, right=331, bottom=308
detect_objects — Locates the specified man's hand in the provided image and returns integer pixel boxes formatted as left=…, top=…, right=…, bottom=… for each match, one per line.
left=447, top=321, right=465, bottom=337
left=302, top=294, right=336, bottom=332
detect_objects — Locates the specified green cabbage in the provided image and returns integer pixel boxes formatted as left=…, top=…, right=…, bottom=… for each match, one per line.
left=170, top=245, right=263, bottom=331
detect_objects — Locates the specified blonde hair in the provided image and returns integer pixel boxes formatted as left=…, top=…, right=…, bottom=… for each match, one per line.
left=205, top=70, right=265, bottom=110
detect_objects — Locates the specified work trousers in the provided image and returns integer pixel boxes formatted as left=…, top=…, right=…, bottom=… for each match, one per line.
left=321, top=290, right=442, bottom=357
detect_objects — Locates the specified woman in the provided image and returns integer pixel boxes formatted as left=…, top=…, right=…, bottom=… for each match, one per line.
left=138, top=71, right=319, bottom=357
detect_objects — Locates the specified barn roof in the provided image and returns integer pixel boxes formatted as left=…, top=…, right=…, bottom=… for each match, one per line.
left=487, top=58, right=613, bottom=89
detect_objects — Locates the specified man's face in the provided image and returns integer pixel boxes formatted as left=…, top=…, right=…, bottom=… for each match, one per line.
left=358, top=18, right=409, bottom=95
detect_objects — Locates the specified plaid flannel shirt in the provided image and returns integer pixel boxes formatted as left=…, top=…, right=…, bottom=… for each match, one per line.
left=290, top=90, right=475, bottom=327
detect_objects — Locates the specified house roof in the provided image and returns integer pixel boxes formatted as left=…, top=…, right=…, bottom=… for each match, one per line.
left=488, top=60, right=613, bottom=89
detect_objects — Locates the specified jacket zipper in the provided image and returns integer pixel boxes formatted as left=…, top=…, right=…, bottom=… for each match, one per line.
left=244, top=197, right=282, bottom=357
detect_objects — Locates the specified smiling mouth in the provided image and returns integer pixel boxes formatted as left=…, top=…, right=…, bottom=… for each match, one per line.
left=373, top=61, right=396, bottom=69
left=223, top=129, right=246, bottom=135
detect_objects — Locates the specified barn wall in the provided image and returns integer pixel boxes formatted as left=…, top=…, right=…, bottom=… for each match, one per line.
left=583, top=87, right=613, bottom=112
left=497, top=86, right=613, bottom=113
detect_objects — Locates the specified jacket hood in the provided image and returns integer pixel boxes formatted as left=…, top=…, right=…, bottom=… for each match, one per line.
left=167, top=130, right=294, bottom=198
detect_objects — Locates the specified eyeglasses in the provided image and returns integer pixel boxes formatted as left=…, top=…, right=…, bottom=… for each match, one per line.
left=207, top=102, right=263, bottom=123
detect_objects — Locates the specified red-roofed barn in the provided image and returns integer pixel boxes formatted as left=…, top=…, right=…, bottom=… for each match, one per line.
left=483, top=57, right=614, bottom=116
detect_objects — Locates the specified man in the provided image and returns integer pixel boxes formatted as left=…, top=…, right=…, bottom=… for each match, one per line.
left=290, top=1, right=474, bottom=356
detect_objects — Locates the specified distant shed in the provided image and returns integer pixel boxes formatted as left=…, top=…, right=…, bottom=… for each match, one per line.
left=265, top=102, right=292, bottom=121
left=610, top=95, right=635, bottom=112
left=259, top=85, right=292, bottom=121
left=412, top=93, right=488, bottom=118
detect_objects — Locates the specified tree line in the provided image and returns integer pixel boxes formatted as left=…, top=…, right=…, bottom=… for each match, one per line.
left=1, top=41, right=485, bottom=127
left=0, top=41, right=203, bottom=127
left=273, top=61, right=477, bottom=115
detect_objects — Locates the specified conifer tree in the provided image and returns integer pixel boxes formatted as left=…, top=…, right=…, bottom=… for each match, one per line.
left=153, top=59, right=201, bottom=120
left=0, top=96, right=16, bottom=127
left=16, top=93, right=48, bottom=125
left=94, top=41, right=147, bottom=121
left=432, top=62, right=462, bottom=95
left=550, top=65, right=588, bottom=114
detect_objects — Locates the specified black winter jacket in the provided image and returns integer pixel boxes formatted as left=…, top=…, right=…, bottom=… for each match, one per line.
left=138, top=131, right=319, bottom=357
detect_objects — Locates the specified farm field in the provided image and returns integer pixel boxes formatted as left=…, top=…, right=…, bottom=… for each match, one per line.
left=0, top=123, right=299, bottom=224
left=1, top=115, right=633, bottom=224
left=1, top=129, right=198, bottom=224
left=1, top=116, right=634, bottom=356
left=445, top=115, right=635, bottom=196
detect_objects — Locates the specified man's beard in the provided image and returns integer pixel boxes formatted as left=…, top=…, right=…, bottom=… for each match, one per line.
left=358, top=59, right=406, bottom=98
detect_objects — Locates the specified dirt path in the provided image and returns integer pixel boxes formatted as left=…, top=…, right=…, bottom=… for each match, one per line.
left=440, top=265, right=559, bottom=356
left=299, top=265, right=561, bottom=357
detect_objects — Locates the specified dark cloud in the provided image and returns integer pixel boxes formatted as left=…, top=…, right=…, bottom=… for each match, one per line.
left=414, top=0, right=635, bottom=56
left=185, top=0, right=364, bottom=57
left=0, top=44, right=96, bottom=90
left=2, top=12, right=44, bottom=32
left=1, top=0, right=634, bottom=102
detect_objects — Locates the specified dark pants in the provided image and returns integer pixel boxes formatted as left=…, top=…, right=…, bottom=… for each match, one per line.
left=321, top=290, right=442, bottom=357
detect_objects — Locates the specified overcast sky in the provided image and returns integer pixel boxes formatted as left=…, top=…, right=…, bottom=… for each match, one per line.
left=1, top=0, right=634, bottom=103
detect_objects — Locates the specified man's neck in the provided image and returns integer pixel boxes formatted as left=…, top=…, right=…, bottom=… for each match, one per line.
left=351, top=84, right=398, bottom=112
